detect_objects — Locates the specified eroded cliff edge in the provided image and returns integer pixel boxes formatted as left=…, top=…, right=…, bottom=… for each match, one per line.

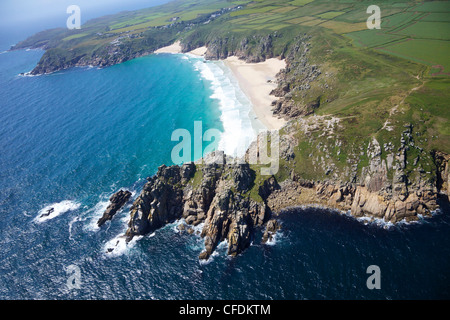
left=125, top=154, right=271, bottom=260
left=120, top=31, right=449, bottom=260
left=123, top=138, right=449, bottom=260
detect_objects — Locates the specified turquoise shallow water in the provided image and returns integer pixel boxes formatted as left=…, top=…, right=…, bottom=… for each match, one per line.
left=0, top=39, right=450, bottom=300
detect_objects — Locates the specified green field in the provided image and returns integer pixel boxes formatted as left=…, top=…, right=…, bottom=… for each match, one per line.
left=412, top=1, right=450, bottom=12
left=380, top=39, right=450, bottom=74
left=14, top=0, right=450, bottom=194
left=341, top=1, right=450, bottom=74
left=288, top=0, right=315, bottom=6
left=317, top=11, right=345, bottom=20
left=396, top=21, right=450, bottom=40
left=17, top=0, right=450, bottom=77
left=62, top=33, right=89, bottom=41
left=421, top=12, right=450, bottom=22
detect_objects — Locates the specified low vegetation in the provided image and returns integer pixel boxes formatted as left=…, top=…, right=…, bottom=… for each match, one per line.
left=12, top=0, right=450, bottom=192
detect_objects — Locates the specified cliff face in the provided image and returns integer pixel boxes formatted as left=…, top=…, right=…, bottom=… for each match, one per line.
left=125, top=153, right=271, bottom=260
left=201, top=33, right=276, bottom=63
left=30, top=47, right=154, bottom=75
left=122, top=138, right=449, bottom=258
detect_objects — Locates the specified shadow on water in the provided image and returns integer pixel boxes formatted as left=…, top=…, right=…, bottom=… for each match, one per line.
left=266, top=202, right=450, bottom=299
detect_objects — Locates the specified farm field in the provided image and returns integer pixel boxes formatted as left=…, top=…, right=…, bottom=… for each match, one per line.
left=379, top=39, right=450, bottom=75
left=204, top=0, right=450, bottom=73
left=13, top=0, right=450, bottom=192
left=340, top=1, right=450, bottom=73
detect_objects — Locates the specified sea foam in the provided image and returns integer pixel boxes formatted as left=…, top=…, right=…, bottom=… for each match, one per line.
left=34, top=200, right=81, bottom=223
left=188, top=55, right=265, bottom=157
left=103, top=234, right=142, bottom=258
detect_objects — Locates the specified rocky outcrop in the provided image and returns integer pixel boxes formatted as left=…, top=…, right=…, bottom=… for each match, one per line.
left=125, top=153, right=271, bottom=260
left=122, top=125, right=449, bottom=258
left=125, top=163, right=193, bottom=238
left=97, top=190, right=132, bottom=227
left=262, top=219, right=280, bottom=243
left=199, top=178, right=268, bottom=259
left=270, top=34, right=324, bottom=120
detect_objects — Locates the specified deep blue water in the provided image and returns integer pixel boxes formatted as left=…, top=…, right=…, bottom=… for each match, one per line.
left=0, top=34, right=450, bottom=300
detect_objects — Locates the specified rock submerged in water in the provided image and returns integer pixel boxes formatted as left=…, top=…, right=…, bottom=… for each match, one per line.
left=97, top=190, right=132, bottom=227
left=125, top=155, right=272, bottom=260
left=122, top=145, right=450, bottom=260
left=262, top=219, right=280, bottom=244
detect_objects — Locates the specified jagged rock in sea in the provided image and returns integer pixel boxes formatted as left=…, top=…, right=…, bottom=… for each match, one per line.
left=123, top=140, right=450, bottom=258
left=262, top=219, right=280, bottom=244
left=125, top=153, right=271, bottom=260
left=97, top=190, right=132, bottom=227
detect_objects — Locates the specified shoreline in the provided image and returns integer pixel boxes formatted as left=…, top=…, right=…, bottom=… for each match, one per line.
left=154, top=42, right=287, bottom=131
left=154, top=41, right=208, bottom=57
left=224, top=56, right=286, bottom=131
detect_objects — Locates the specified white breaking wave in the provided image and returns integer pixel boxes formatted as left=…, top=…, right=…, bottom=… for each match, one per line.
left=265, top=230, right=283, bottom=246
left=199, top=239, right=228, bottom=265
left=356, top=216, right=395, bottom=229
left=84, top=199, right=111, bottom=232
left=103, top=234, right=142, bottom=258
left=34, top=200, right=81, bottom=223
left=187, top=55, right=265, bottom=158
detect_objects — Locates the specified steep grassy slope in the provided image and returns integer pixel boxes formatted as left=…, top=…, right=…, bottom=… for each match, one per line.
left=12, top=0, right=450, bottom=203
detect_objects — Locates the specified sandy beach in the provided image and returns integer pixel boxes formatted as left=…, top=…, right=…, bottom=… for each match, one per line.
left=154, top=41, right=207, bottom=57
left=224, top=56, right=286, bottom=130
left=154, top=41, right=183, bottom=54
left=155, top=41, right=287, bottom=130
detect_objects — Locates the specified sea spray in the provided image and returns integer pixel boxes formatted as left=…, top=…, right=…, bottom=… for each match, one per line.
left=34, top=200, right=81, bottom=223
left=189, top=55, right=265, bottom=157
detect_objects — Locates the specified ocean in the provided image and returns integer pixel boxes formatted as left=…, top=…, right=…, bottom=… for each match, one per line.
left=0, top=29, right=450, bottom=300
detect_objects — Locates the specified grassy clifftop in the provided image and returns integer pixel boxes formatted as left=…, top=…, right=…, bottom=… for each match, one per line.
left=12, top=0, right=450, bottom=194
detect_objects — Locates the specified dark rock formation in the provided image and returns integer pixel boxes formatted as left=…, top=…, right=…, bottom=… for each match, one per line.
left=97, top=190, right=132, bottom=227
left=273, top=39, right=322, bottom=119
left=262, top=219, right=280, bottom=243
left=125, top=154, right=271, bottom=260
left=122, top=142, right=449, bottom=258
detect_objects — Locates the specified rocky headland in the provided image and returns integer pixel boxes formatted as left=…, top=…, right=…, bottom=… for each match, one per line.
left=13, top=16, right=449, bottom=261
left=97, top=189, right=132, bottom=227
left=121, top=138, right=449, bottom=259
left=124, top=154, right=272, bottom=260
